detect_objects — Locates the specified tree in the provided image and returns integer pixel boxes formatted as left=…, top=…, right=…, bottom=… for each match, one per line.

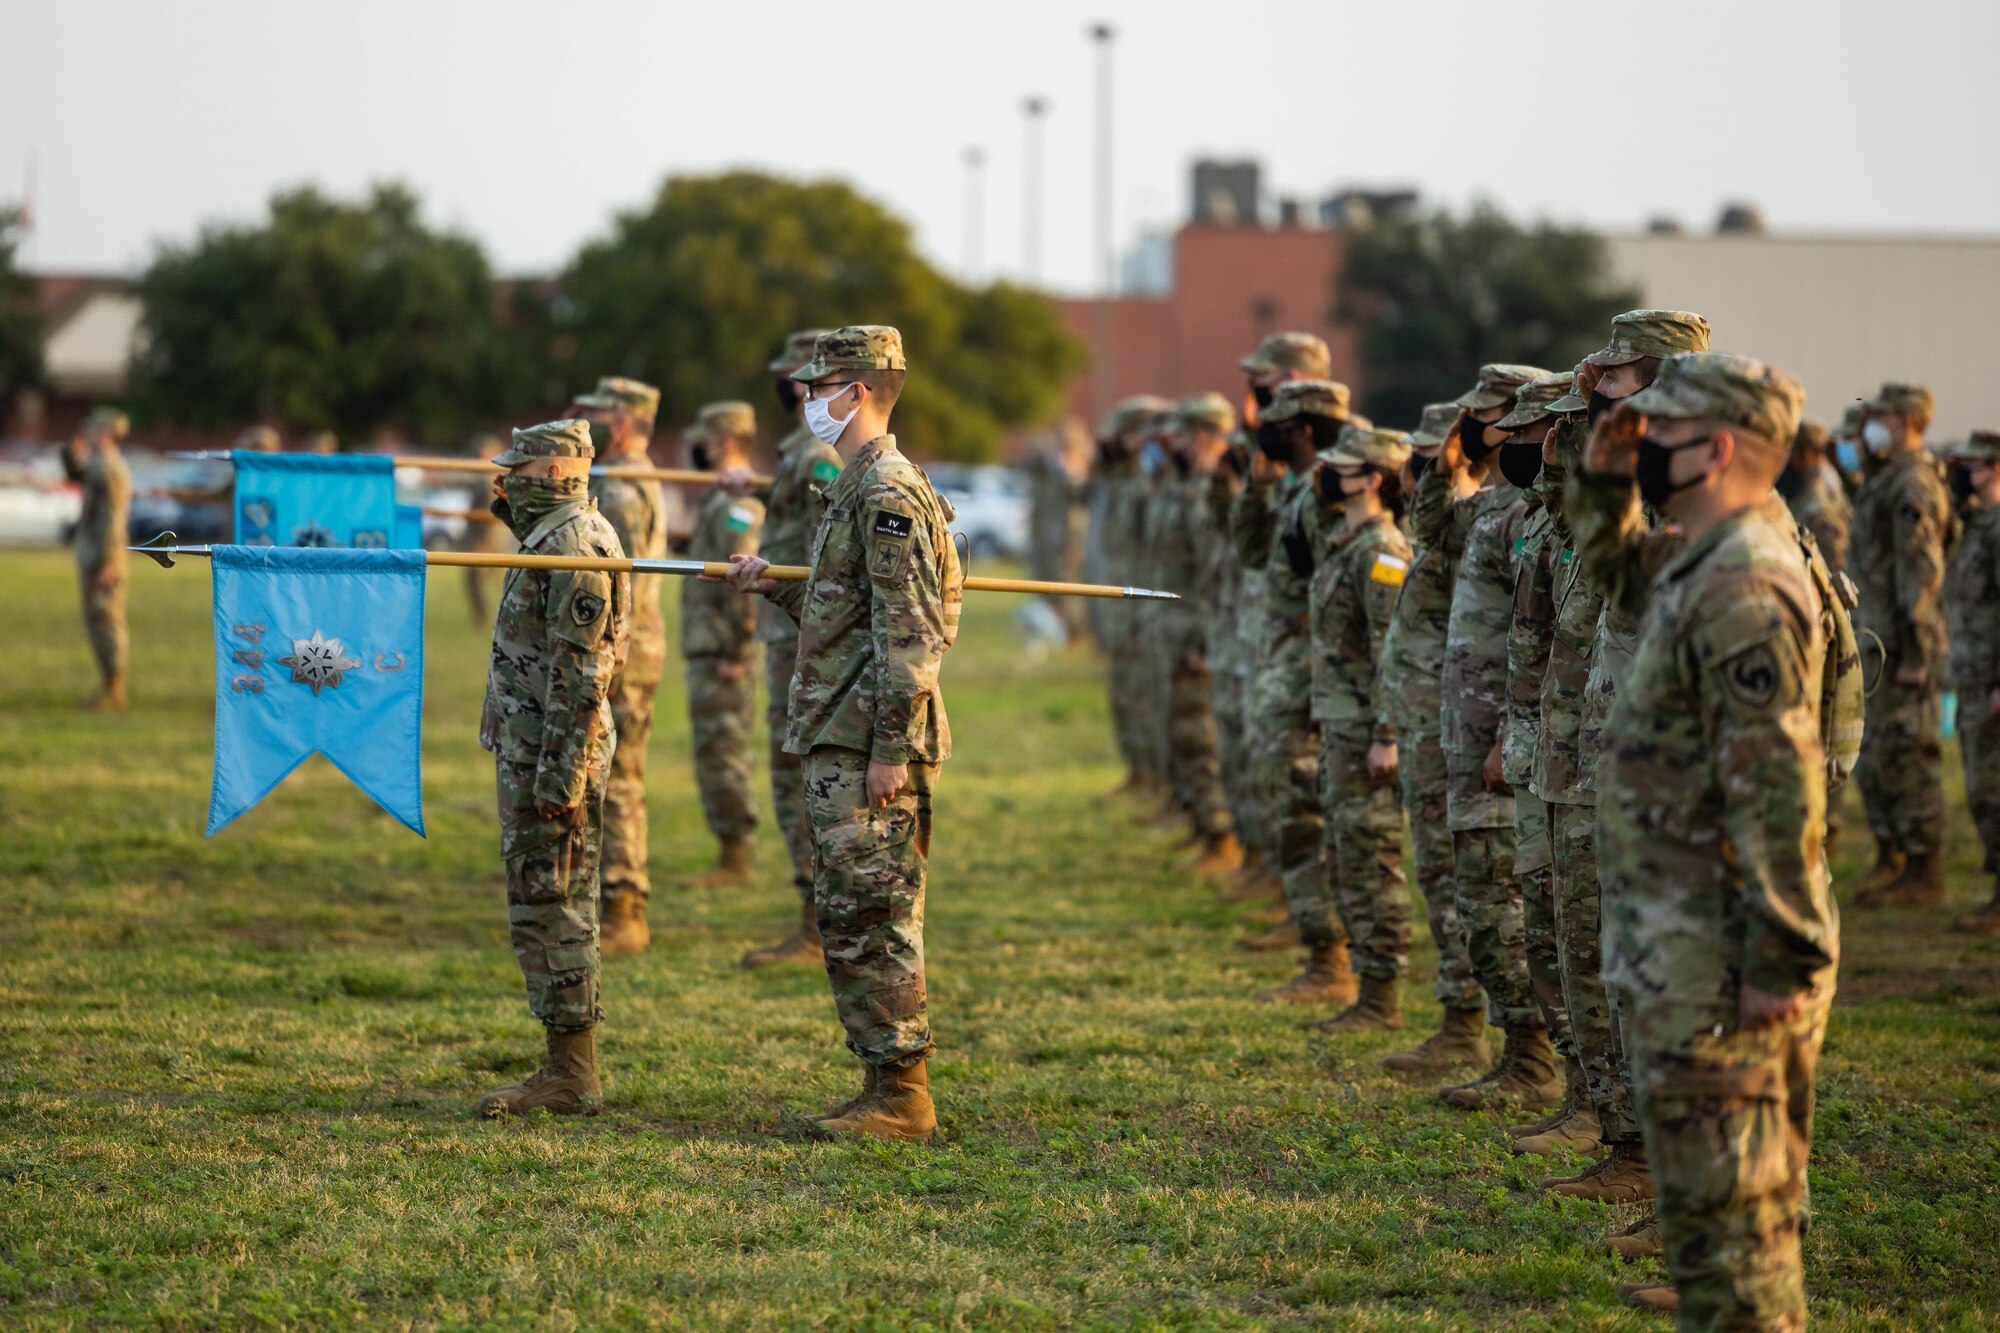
left=132, top=184, right=528, bottom=445
left=551, top=172, right=1080, bottom=461
left=1336, top=205, right=1639, bottom=429
left=0, top=206, right=39, bottom=403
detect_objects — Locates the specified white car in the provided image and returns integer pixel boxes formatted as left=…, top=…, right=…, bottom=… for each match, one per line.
left=0, top=459, right=82, bottom=547
left=926, top=464, right=1029, bottom=560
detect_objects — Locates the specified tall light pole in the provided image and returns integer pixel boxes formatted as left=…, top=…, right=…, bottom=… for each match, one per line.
left=1021, top=96, right=1048, bottom=286
left=1088, top=22, right=1116, bottom=415
left=962, top=146, right=986, bottom=282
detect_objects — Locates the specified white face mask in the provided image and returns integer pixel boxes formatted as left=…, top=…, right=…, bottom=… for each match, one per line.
left=1862, top=419, right=1895, bottom=455
left=804, top=384, right=860, bottom=446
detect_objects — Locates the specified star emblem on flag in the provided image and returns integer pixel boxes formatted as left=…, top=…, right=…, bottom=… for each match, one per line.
left=277, top=629, right=362, bottom=696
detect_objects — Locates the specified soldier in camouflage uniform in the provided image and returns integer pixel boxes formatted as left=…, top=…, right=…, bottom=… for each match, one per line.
left=1778, top=418, right=1853, bottom=856
left=573, top=378, right=668, bottom=955
left=61, top=407, right=133, bottom=710
left=682, top=401, right=766, bottom=887
left=1025, top=421, right=1092, bottom=642
left=1414, top=363, right=1562, bottom=1111
left=1147, top=392, right=1242, bottom=872
left=1945, top=432, right=2000, bottom=932
left=723, top=326, right=962, bottom=1142
left=736, top=331, right=841, bottom=968
left=476, top=420, right=631, bottom=1117
left=1095, top=397, right=1166, bottom=797
left=1850, top=383, right=1953, bottom=907
left=1236, top=376, right=1358, bottom=1007
left=1210, top=427, right=1274, bottom=897
left=1380, top=402, right=1492, bottom=1076
left=1306, top=425, right=1416, bottom=1033
left=1571, top=352, right=1839, bottom=1328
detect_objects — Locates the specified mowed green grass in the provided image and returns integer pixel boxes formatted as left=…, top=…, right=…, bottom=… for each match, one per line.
left=0, top=547, right=1995, bottom=1332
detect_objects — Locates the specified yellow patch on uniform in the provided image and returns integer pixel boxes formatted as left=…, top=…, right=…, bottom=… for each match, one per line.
left=1369, top=553, right=1409, bottom=586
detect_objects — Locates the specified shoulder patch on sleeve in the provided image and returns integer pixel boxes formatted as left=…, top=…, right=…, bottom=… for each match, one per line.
left=726, top=504, right=758, bottom=533
left=1691, top=589, right=1784, bottom=669
left=873, top=509, right=914, bottom=539
left=1369, top=552, right=1408, bottom=586
left=551, top=568, right=615, bottom=650
left=812, top=458, right=841, bottom=485
left=1721, top=642, right=1783, bottom=709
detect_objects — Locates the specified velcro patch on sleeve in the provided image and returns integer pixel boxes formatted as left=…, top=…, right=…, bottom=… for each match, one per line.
left=812, top=459, right=841, bottom=484
left=1369, top=553, right=1408, bottom=586
left=726, top=504, right=757, bottom=533
left=873, top=510, right=914, bottom=539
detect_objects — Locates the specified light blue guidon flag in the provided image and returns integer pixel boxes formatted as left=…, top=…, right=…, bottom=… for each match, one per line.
left=233, top=452, right=398, bottom=548
left=209, top=546, right=427, bottom=836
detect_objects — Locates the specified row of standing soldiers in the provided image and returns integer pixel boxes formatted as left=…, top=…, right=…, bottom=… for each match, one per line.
left=1059, top=310, right=2000, bottom=1330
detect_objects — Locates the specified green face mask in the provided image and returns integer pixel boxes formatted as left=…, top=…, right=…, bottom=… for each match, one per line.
left=497, top=474, right=585, bottom=536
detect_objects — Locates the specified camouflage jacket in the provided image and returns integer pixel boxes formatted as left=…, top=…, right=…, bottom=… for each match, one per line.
left=1376, top=475, right=1461, bottom=738
left=1504, top=502, right=1557, bottom=789
left=1781, top=464, right=1852, bottom=576
left=766, top=435, right=963, bottom=763
left=1850, top=448, right=1952, bottom=673
left=1579, top=483, right=1838, bottom=1044
left=1233, top=471, right=1317, bottom=703
left=1098, top=468, right=1152, bottom=650
left=756, top=424, right=842, bottom=644
left=1150, top=471, right=1228, bottom=664
left=63, top=443, right=132, bottom=573
left=589, top=463, right=667, bottom=683
left=1026, top=448, right=1083, bottom=584
left=1309, top=506, right=1410, bottom=739
left=1945, top=500, right=2000, bottom=696
left=1435, top=475, right=1528, bottom=830
left=1529, top=526, right=1603, bottom=805
left=682, top=489, right=763, bottom=660
left=1202, top=470, right=1246, bottom=675
left=480, top=499, right=631, bottom=808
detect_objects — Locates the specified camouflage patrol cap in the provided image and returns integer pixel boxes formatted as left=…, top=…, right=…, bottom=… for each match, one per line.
left=1407, top=402, right=1461, bottom=447
left=1259, top=378, right=1352, bottom=424
left=1496, top=372, right=1578, bottom=430
left=1455, top=364, right=1549, bottom=411
left=1099, top=394, right=1169, bottom=439
left=1177, top=391, right=1236, bottom=433
left=1626, top=352, right=1804, bottom=446
left=767, top=328, right=831, bottom=375
left=1864, top=382, right=1935, bottom=430
left=493, top=418, right=595, bottom=466
left=83, top=407, right=130, bottom=439
left=1950, top=429, right=2000, bottom=463
left=1793, top=418, right=1829, bottom=451
left=1322, top=424, right=1412, bottom=472
left=232, top=425, right=281, bottom=453
left=1548, top=373, right=1590, bottom=415
left=693, top=400, right=757, bottom=439
left=1239, top=331, right=1332, bottom=377
left=575, top=376, right=661, bottom=425
left=1583, top=309, right=1712, bottom=368
left=789, top=325, right=906, bottom=381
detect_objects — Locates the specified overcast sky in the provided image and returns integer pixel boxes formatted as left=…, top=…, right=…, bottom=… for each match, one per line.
left=7, top=0, right=1996, bottom=293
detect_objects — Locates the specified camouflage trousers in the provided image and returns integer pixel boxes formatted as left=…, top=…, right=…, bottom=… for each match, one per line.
left=766, top=637, right=815, bottom=902
left=1451, top=821, right=1538, bottom=1027
left=805, top=745, right=937, bottom=1069
left=78, top=566, right=127, bottom=683
left=1106, top=628, right=1146, bottom=776
left=1961, top=693, right=2000, bottom=873
left=1855, top=660, right=1944, bottom=858
left=1517, top=797, right=1569, bottom=1059
left=1631, top=1000, right=1830, bottom=1333
left=1392, top=706, right=1483, bottom=1011
left=1260, top=703, right=1339, bottom=948
left=1213, top=664, right=1265, bottom=853
left=600, top=651, right=662, bottom=911
left=686, top=652, right=761, bottom=843
left=1319, top=726, right=1408, bottom=981
left=1550, top=799, right=1639, bottom=1144
left=496, top=758, right=607, bottom=1031
left=1167, top=661, right=1232, bottom=838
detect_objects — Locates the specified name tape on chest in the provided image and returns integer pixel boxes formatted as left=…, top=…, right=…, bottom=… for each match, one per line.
left=873, top=510, right=915, bottom=540
left=1369, top=553, right=1408, bottom=586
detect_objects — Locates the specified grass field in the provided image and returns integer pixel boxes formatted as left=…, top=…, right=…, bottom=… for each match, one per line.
left=1, top=546, right=1996, bottom=1330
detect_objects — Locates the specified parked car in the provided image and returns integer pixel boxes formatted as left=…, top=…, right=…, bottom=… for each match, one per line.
left=0, top=466, right=82, bottom=546
left=123, top=457, right=233, bottom=545
left=925, top=463, right=1029, bottom=560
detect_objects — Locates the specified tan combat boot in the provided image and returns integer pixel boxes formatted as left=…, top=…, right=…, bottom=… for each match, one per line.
left=741, top=896, right=825, bottom=968
left=1255, top=940, right=1358, bottom=1006
left=1188, top=831, right=1244, bottom=878
left=598, top=894, right=651, bottom=958
left=1217, top=850, right=1272, bottom=902
left=814, top=1059, right=935, bottom=1142
left=1383, top=1005, right=1491, bottom=1075
left=690, top=838, right=756, bottom=888
left=811, top=1064, right=878, bottom=1122
left=1311, top=974, right=1404, bottom=1033
left=1853, top=844, right=1907, bottom=905
left=1878, top=850, right=1947, bottom=907
left=1607, top=1212, right=1664, bottom=1261
left=1509, top=1061, right=1585, bottom=1137
left=1546, top=1141, right=1653, bottom=1202
left=86, top=675, right=127, bottom=711
left=1240, top=918, right=1302, bottom=951
left=1512, top=1091, right=1603, bottom=1157
left=1441, top=1023, right=1562, bottom=1110
left=478, top=1026, right=602, bottom=1118
left=1956, top=879, right=2000, bottom=934
left=1240, top=902, right=1292, bottom=927
left=1618, top=1282, right=1680, bottom=1315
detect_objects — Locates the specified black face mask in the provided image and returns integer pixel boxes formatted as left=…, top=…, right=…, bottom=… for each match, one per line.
left=1169, top=449, right=1191, bottom=477
left=1098, top=440, right=1126, bottom=468
left=1498, top=439, right=1544, bottom=489
left=1220, top=442, right=1248, bottom=478
left=1255, top=420, right=1288, bottom=460
left=775, top=379, right=805, bottom=414
left=1588, top=388, right=1630, bottom=429
left=1408, top=451, right=1436, bottom=486
left=1635, top=435, right=1711, bottom=509
left=1949, top=465, right=1977, bottom=502
left=1251, top=383, right=1276, bottom=410
left=690, top=442, right=713, bottom=472
left=1460, top=417, right=1501, bottom=463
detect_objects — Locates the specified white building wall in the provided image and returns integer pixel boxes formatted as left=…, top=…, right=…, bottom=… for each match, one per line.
left=1602, top=233, right=2000, bottom=443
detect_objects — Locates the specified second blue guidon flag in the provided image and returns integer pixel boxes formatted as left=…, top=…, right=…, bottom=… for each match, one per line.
left=209, top=546, right=427, bottom=836
left=234, top=451, right=397, bottom=548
